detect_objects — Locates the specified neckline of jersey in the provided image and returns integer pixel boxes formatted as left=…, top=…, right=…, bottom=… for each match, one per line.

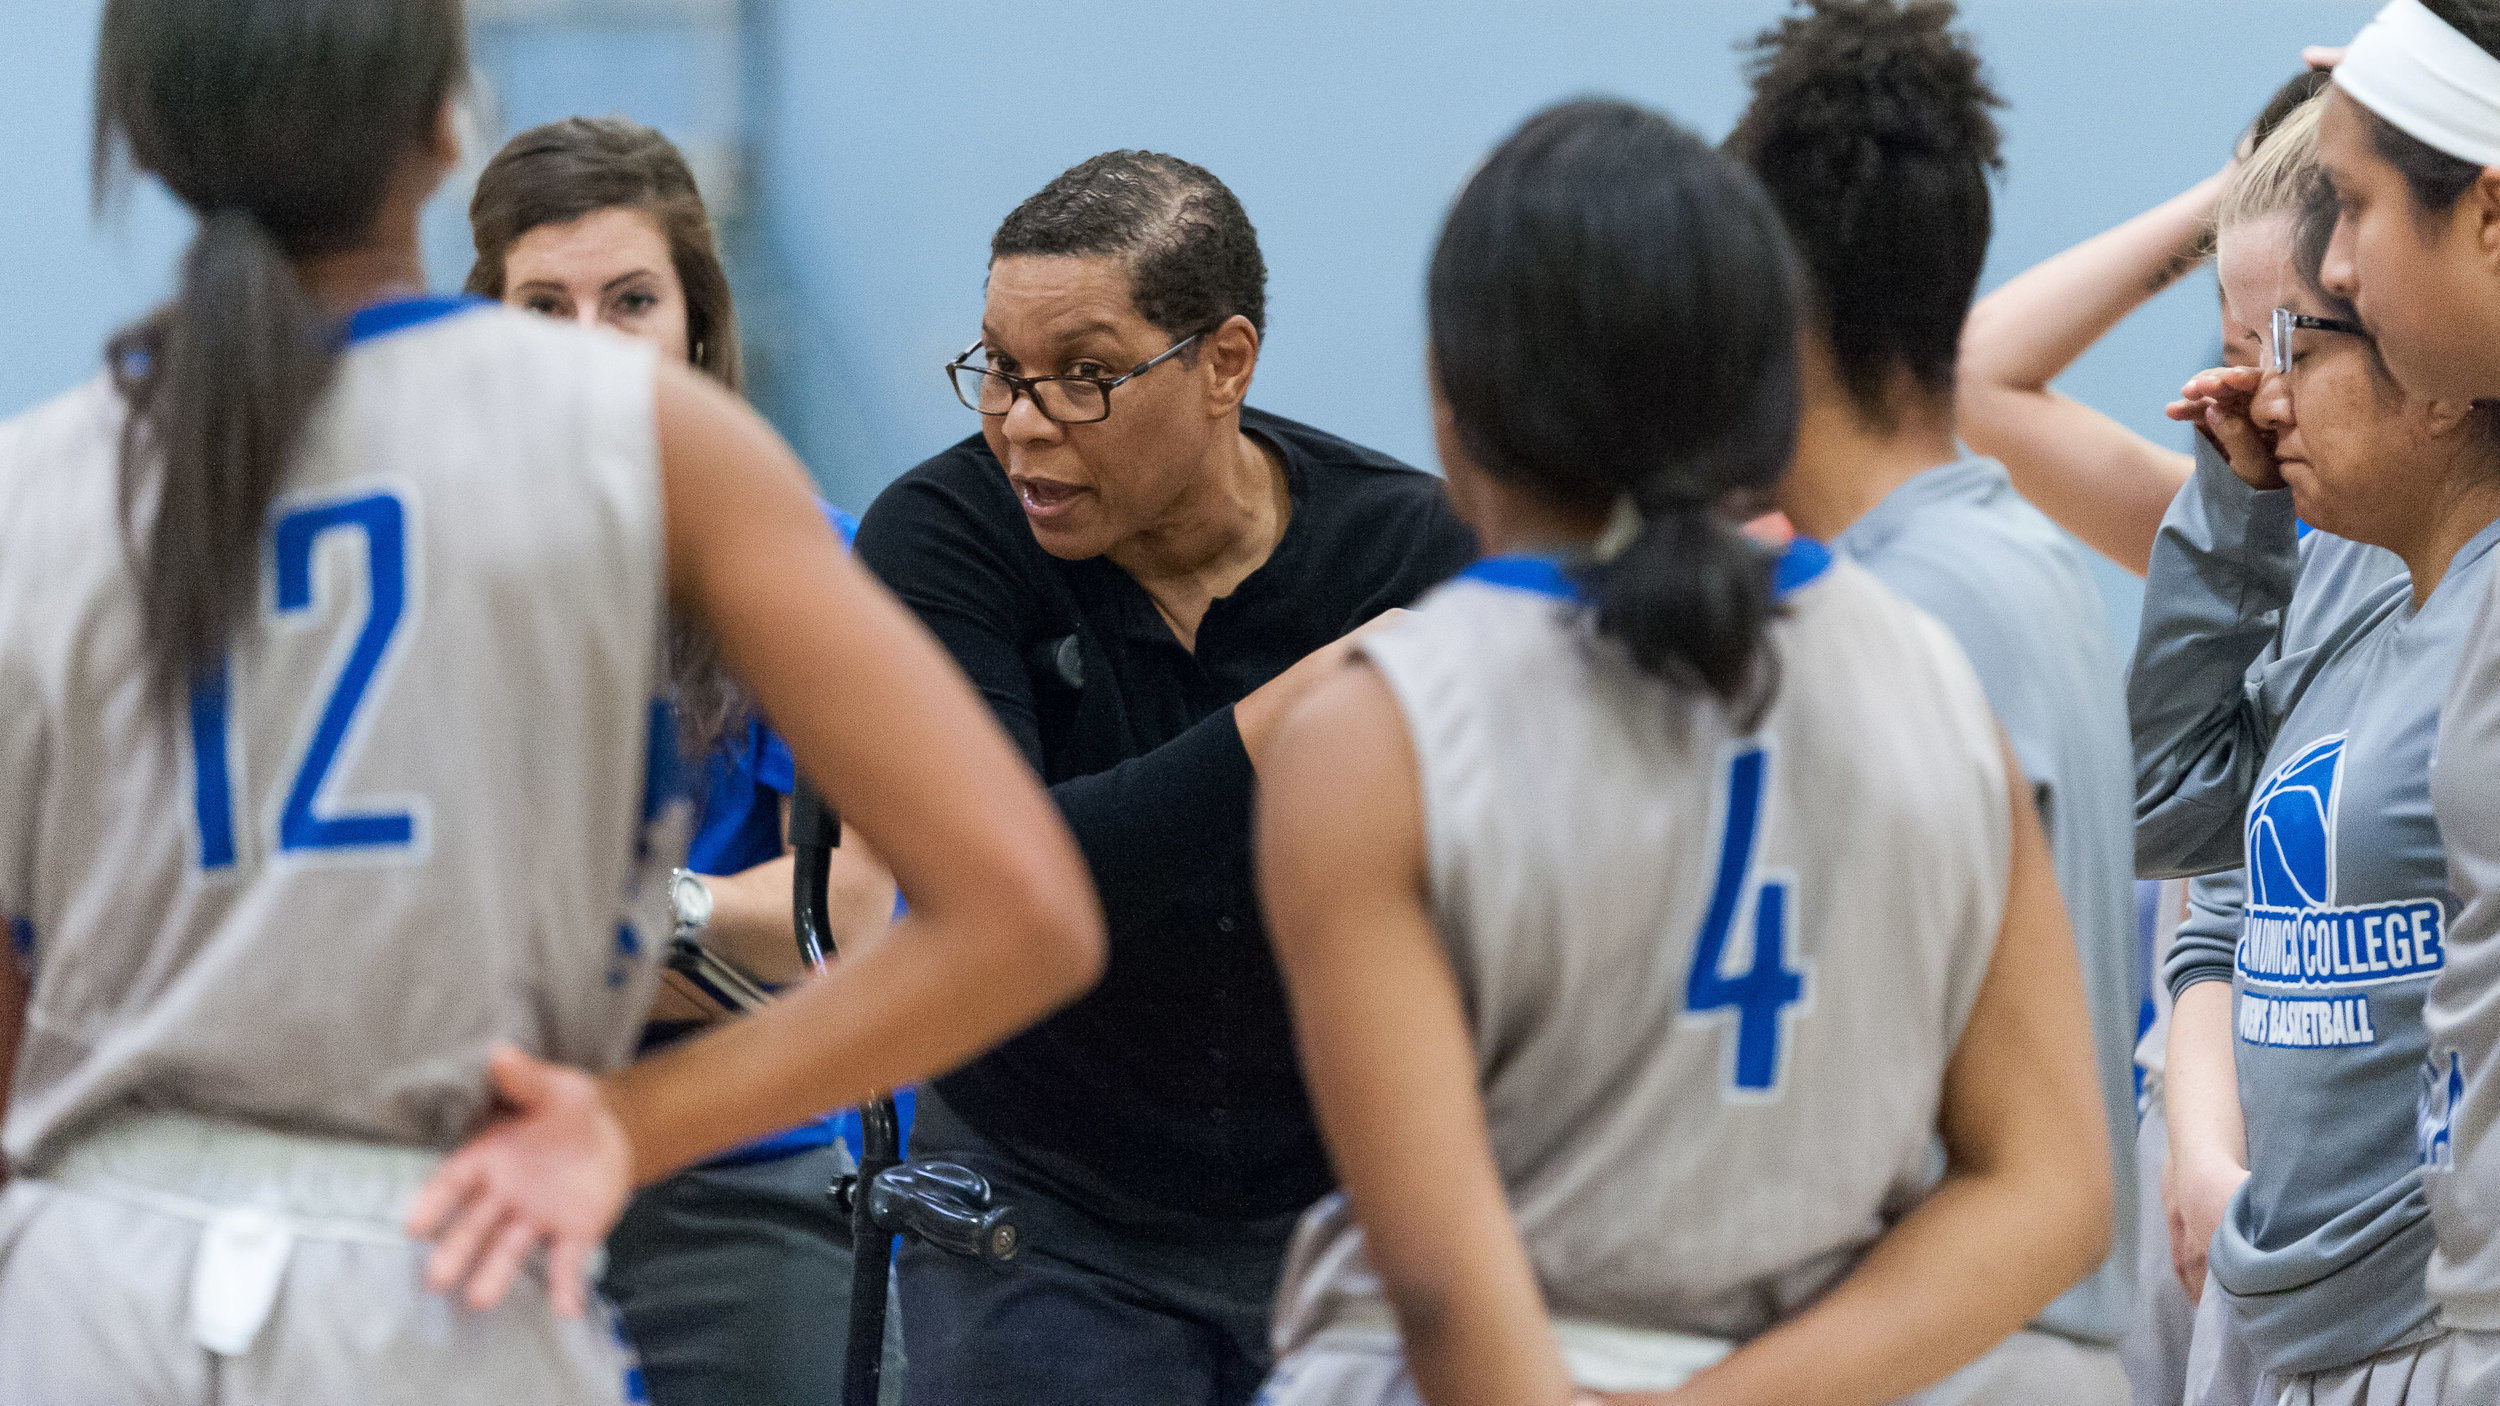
left=345, top=295, right=490, bottom=346
left=1460, top=536, right=1833, bottom=603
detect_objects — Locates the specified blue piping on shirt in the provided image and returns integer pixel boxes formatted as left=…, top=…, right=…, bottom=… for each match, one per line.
left=1459, top=536, right=1834, bottom=603
left=344, top=296, right=490, bottom=346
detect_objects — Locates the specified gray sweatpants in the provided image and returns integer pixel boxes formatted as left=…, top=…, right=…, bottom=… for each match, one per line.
left=2436, top=1328, right=2500, bottom=1401
left=2127, top=1087, right=2197, bottom=1405
left=603, top=1140, right=903, bottom=1406
left=0, top=1114, right=635, bottom=1406
left=1257, top=1325, right=2124, bottom=1404
left=2193, top=1328, right=2458, bottom=1406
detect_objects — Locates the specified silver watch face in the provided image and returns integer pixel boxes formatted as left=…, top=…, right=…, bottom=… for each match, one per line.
left=671, top=870, right=713, bottom=931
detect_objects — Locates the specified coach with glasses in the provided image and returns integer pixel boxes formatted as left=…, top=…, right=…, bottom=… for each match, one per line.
left=855, top=149, right=1474, bottom=1406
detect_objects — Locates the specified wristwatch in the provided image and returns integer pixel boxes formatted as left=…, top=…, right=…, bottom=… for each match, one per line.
left=669, top=868, right=714, bottom=942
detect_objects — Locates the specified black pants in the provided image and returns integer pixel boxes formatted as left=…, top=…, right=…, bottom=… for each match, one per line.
left=898, top=1090, right=1306, bottom=1406
left=603, top=1141, right=905, bottom=1406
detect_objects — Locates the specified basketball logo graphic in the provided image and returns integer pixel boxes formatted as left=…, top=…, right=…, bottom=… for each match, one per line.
left=2249, top=734, right=2343, bottom=911
left=2424, top=1049, right=2464, bottom=1173
left=2234, top=734, right=2438, bottom=1051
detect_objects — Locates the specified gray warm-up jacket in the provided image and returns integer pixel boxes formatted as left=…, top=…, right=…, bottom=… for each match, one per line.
left=2138, top=440, right=2500, bottom=1375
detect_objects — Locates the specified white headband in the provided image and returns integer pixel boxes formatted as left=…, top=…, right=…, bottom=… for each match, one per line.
left=2337, top=0, right=2500, bottom=167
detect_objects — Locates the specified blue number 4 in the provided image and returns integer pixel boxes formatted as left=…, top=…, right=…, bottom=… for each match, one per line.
left=1685, top=744, right=1809, bottom=1098
left=192, top=490, right=419, bottom=868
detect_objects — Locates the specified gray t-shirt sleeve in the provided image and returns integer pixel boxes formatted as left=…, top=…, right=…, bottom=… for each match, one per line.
left=2165, top=868, right=2244, bottom=998
left=2129, top=437, right=2302, bottom=878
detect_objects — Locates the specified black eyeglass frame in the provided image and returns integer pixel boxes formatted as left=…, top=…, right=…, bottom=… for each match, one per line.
left=945, top=330, right=1209, bottom=425
left=2269, top=307, right=2369, bottom=377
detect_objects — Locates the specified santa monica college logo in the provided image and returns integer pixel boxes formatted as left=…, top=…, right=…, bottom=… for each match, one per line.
left=2235, top=734, right=2441, bottom=1050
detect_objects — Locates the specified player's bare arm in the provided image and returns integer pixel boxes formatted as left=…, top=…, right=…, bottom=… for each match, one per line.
left=1259, top=656, right=1592, bottom=1406
left=410, top=362, right=1106, bottom=1308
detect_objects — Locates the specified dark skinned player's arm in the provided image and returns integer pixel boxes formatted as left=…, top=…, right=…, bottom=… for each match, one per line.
left=1258, top=658, right=1584, bottom=1406
left=410, top=361, right=1105, bottom=1314
left=611, top=363, right=1105, bottom=1175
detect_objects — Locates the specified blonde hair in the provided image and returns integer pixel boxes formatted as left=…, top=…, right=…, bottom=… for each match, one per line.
left=2216, top=92, right=2326, bottom=236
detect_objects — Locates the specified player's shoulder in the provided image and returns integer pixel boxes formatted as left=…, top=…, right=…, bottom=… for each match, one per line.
left=1848, top=458, right=2092, bottom=593
left=0, top=372, right=124, bottom=539
left=1780, top=554, right=1999, bottom=723
left=338, top=298, right=649, bottom=391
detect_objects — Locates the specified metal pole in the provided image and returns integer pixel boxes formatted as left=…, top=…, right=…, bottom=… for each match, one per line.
left=791, top=779, right=903, bottom=1406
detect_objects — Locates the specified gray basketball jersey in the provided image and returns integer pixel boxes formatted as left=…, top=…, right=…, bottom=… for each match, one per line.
left=0, top=301, right=680, bottom=1172
left=2138, top=446, right=2488, bottom=1374
left=2427, top=560, right=2500, bottom=1330
left=1271, top=547, right=2011, bottom=1357
left=1834, top=454, right=2140, bottom=1347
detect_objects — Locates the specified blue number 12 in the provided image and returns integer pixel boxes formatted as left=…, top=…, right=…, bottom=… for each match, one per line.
left=1685, top=744, right=1808, bottom=1097
left=192, top=491, right=418, bottom=868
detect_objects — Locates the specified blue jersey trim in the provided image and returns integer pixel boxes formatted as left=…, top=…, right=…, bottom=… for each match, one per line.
left=1459, top=553, right=1581, bottom=600
left=1461, top=537, right=1835, bottom=605
left=344, top=296, right=489, bottom=346
left=1772, top=537, right=1833, bottom=597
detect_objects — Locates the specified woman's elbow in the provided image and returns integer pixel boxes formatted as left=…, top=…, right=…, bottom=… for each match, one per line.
left=2029, top=1127, right=2116, bottom=1297
left=1008, top=863, right=1107, bottom=1010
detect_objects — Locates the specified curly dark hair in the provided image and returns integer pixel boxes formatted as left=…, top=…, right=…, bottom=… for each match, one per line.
left=992, top=150, right=1268, bottom=343
left=1725, top=0, right=2002, bottom=428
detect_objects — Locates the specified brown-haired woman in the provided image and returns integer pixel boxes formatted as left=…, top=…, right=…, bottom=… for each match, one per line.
left=467, top=116, right=902, bottom=1406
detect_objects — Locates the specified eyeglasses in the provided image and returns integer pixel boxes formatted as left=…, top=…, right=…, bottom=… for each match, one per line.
left=2268, top=307, right=2369, bottom=376
left=946, top=332, right=1207, bottom=425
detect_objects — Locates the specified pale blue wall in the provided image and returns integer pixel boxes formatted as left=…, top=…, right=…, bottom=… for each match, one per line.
left=741, top=0, right=2376, bottom=648
left=2, top=0, right=2381, bottom=648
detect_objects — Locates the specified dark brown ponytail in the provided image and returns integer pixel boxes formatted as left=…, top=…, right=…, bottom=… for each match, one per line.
left=94, top=0, right=466, bottom=706
left=1430, top=100, right=1804, bottom=715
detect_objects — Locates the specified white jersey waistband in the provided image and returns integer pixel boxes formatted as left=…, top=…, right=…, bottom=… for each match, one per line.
left=36, top=1112, right=446, bottom=1357
left=1303, top=1295, right=1732, bottom=1393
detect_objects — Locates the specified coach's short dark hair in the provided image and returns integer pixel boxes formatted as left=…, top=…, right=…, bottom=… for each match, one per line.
left=1726, top=0, right=2002, bottom=427
left=992, top=150, right=1268, bottom=340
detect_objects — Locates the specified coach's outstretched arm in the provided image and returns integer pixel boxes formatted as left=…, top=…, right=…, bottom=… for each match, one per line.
left=410, top=360, right=1106, bottom=1312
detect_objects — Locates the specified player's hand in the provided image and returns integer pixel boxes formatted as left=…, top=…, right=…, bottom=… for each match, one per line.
left=2167, top=366, right=2282, bottom=491
left=2165, top=1149, right=2248, bottom=1301
left=2304, top=45, right=2346, bottom=70
left=406, top=1043, right=632, bottom=1317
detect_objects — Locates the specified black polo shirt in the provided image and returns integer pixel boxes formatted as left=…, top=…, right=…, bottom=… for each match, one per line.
left=855, top=407, right=1476, bottom=1219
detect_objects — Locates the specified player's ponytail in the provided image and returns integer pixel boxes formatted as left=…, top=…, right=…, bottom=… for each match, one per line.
left=1600, top=454, right=1791, bottom=711
left=1430, top=99, right=1803, bottom=715
left=93, top=0, right=466, bottom=707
